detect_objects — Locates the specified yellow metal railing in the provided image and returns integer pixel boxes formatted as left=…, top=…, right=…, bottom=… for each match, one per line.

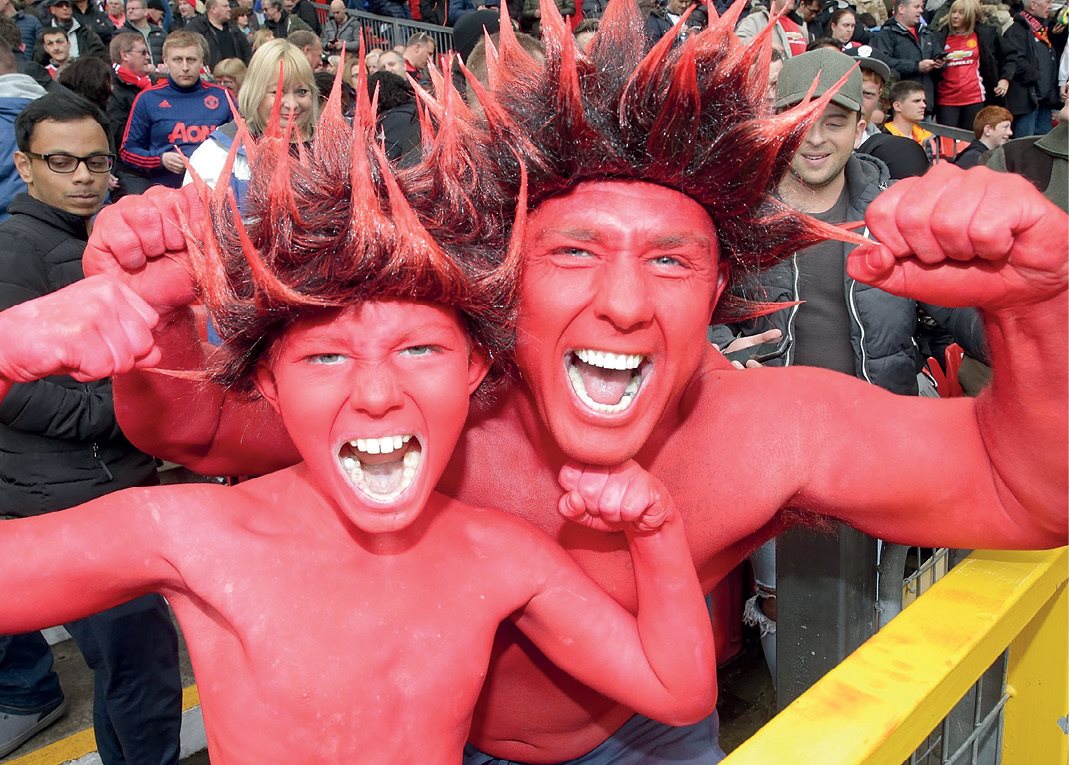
left=723, top=547, right=1068, bottom=764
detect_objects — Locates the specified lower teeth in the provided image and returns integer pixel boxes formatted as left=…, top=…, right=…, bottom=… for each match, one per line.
left=567, top=364, right=641, bottom=414
left=341, top=449, right=420, bottom=503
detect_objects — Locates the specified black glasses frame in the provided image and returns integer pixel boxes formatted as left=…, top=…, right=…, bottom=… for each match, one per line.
left=23, top=151, right=116, bottom=174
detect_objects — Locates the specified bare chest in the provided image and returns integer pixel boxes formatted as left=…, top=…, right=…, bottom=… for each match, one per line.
left=166, top=537, right=514, bottom=761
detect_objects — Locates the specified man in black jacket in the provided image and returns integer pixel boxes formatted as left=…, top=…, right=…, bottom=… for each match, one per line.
left=709, top=50, right=986, bottom=697
left=0, top=92, right=181, bottom=764
left=186, top=0, right=251, bottom=66
left=33, top=0, right=106, bottom=64
left=262, top=0, right=311, bottom=38
left=872, top=0, right=943, bottom=115
left=1003, top=0, right=1060, bottom=136
left=120, top=0, right=165, bottom=67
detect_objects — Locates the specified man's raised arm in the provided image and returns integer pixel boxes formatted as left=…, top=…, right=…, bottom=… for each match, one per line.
left=779, top=164, right=1067, bottom=547
left=83, top=186, right=299, bottom=475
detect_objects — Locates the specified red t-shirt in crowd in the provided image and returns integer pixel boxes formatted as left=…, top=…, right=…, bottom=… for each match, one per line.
left=938, top=32, right=984, bottom=106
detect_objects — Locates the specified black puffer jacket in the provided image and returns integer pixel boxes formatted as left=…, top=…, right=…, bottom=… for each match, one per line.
left=709, top=154, right=987, bottom=395
left=0, top=194, right=157, bottom=517
left=872, top=20, right=941, bottom=111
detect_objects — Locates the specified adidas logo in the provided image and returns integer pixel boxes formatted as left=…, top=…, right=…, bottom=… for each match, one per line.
left=159, top=99, right=172, bottom=108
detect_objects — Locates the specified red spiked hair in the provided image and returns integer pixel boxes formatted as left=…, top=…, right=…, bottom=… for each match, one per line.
left=185, top=58, right=522, bottom=398
left=467, top=0, right=867, bottom=322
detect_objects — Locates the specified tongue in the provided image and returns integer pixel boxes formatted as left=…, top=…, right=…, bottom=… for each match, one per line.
left=361, top=460, right=404, bottom=495
left=576, top=360, right=633, bottom=405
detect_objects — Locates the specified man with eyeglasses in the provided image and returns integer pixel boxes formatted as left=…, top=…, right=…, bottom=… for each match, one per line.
left=107, top=31, right=154, bottom=199
left=0, top=91, right=181, bottom=762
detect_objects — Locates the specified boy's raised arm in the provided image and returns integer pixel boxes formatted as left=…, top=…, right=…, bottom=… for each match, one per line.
left=0, top=489, right=185, bottom=635
left=0, top=281, right=184, bottom=630
left=511, top=460, right=716, bottom=726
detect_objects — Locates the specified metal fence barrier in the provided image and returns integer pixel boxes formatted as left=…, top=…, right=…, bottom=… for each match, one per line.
left=723, top=547, right=1068, bottom=765
left=920, top=121, right=976, bottom=165
left=313, top=2, right=454, bottom=55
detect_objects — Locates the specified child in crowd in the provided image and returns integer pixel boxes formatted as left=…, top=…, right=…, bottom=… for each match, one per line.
left=0, top=80, right=716, bottom=762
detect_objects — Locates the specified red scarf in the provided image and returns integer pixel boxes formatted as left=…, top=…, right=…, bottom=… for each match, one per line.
left=1021, top=11, right=1051, bottom=47
left=114, top=63, right=152, bottom=91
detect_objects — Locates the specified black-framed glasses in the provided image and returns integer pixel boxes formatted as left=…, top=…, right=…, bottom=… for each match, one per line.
left=24, top=152, right=115, bottom=174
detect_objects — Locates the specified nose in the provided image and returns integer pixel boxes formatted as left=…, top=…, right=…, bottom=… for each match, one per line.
left=348, top=367, right=404, bottom=418
left=71, top=159, right=94, bottom=183
left=591, top=257, right=654, bottom=332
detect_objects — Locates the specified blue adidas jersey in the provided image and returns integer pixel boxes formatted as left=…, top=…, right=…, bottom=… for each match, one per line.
left=120, top=77, right=233, bottom=188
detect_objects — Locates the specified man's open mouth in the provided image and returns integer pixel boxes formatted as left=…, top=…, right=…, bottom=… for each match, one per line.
left=338, top=434, right=422, bottom=503
left=565, top=349, right=649, bottom=415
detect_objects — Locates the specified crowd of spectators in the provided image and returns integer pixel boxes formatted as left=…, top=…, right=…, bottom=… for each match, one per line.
left=0, top=0, right=1065, bottom=759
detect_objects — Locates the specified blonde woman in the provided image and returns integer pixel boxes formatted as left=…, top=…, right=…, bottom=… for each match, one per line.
left=185, top=39, right=318, bottom=206
left=212, top=57, right=247, bottom=98
left=932, top=0, right=1015, bottom=129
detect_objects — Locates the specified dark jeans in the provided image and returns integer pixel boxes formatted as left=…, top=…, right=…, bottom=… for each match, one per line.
left=935, top=102, right=984, bottom=131
left=0, top=632, right=62, bottom=712
left=1012, top=107, right=1054, bottom=137
left=0, top=595, right=182, bottom=765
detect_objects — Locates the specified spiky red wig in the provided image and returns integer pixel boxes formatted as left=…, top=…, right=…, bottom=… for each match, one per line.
left=185, top=65, right=522, bottom=398
left=463, top=0, right=866, bottom=322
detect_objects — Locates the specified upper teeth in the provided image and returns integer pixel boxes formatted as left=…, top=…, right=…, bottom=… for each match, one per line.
left=349, top=434, right=412, bottom=455
left=574, top=349, right=644, bottom=370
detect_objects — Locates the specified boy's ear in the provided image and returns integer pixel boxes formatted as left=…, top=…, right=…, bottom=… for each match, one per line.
left=254, top=361, right=282, bottom=413
left=467, top=347, right=491, bottom=395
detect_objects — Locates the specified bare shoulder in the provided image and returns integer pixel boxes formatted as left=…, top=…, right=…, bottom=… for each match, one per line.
left=690, top=354, right=893, bottom=427
left=431, top=493, right=574, bottom=572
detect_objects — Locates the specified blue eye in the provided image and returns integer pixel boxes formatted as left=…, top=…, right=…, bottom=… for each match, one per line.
left=401, top=345, right=438, bottom=357
left=309, top=353, right=346, bottom=365
left=651, top=255, right=684, bottom=267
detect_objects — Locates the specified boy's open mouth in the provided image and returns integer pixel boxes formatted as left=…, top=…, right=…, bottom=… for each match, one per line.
left=565, top=349, right=650, bottom=415
left=338, top=434, right=422, bottom=503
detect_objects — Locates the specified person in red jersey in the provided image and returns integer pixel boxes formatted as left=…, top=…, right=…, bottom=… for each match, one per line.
left=80, top=1, right=1068, bottom=762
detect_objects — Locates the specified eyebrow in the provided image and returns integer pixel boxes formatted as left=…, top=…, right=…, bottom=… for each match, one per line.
left=648, top=233, right=711, bottom=250
left=539, top=227, right=711, bottom=250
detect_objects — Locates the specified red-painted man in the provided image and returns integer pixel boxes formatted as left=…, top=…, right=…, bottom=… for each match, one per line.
left=81, top=1, right=1068, bottom=763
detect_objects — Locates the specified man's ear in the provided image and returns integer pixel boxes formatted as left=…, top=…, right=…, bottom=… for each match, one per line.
left=467, top=346, right=491, bottom=396
left=709, top=259, right=730, bottom=316
left=13, top=152, right=32, bottom=185
left=854, top=116, right=867, bottom=149
left=254, top=361, right=282, bottom=413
